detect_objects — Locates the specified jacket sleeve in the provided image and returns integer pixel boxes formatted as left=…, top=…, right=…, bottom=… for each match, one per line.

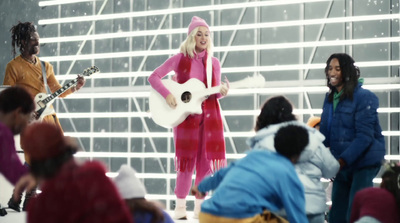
left=316, top=144, right=340, bottom=179
left=197, top=163, right=234, bottom=193
left=279, top=172, right=308, bottom=223
left=45, top=62, right=74, bottom=98
left=319, top=94, right=331, bottom=148
left=340, top=91, right=378, bottom=166
left=211, top=57, right=224, bottom=100
left=0, top=133, right=28, bottom=185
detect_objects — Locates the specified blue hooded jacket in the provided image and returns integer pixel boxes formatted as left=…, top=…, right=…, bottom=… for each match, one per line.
left=319, top=82, right=385, bottom=170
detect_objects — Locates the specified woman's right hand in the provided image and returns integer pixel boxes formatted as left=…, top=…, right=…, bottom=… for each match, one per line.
left=166, top=94, right=177, bottom=109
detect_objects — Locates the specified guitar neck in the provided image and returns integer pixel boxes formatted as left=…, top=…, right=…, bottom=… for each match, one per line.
left=199, top=86, right=222, bottom=98
left=41, top=79, right=78, bottom=105
left=198, top=77, right=257, bottom=97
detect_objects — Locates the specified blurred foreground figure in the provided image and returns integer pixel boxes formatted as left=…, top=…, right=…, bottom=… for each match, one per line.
left=18, top=122, right=132, bottom=223
left=0, top=86, right=36, bottom=215
left=350, top=163, right=400, bottom=223
left=191, top=125, right=310, bottom=223
left=114, top=164, right=174, bottom=223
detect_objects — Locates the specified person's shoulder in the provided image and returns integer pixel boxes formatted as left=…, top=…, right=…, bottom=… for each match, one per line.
left=6, top=56, right=22, bottom=66
left=172, top=53, right=184, bottom=59
left=356, top=187, right=383, bottom=196
left=78, top=161, right=108, bottom=175
left=355, top=86, right=379, bottom=103
left=38, top=57, right=54, bottom=68
left=161, top=209, right=174, bottom=223
left=246, top=149, right=270, bottom=156
left=211, top=56, right=220, bottom=64
left=0, top=122, right=12, bottom=137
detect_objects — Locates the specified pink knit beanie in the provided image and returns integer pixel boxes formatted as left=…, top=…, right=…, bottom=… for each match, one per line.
left=187, top=16, right=209, bottom=35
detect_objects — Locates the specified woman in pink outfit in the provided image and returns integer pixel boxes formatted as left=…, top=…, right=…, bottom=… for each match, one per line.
left=148, top=16, right=229, bottom=220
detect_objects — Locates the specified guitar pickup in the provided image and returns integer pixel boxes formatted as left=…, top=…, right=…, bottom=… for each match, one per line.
left=37, top=101, right=45, bottom=108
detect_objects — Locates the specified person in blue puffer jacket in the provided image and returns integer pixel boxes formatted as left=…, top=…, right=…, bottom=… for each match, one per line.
left=248, top=96, right=340, bottom=223
left=319, top=53, right=385, bottom=223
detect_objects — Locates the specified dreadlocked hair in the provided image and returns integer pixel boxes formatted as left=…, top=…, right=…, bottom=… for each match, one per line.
left=255, top=95, right=296, bottom=131
left=10, top=21, right=37, bottom=58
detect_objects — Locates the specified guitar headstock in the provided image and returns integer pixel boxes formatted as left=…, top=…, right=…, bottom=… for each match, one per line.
left=230, top=73, right=266, bottom=89
left=82, top=66, right=100, bottom=77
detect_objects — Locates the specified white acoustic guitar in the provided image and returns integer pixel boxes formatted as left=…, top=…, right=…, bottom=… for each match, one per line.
left=34, top=66, right=100, bottom=121
left=149, top=74, right=265, bottom=128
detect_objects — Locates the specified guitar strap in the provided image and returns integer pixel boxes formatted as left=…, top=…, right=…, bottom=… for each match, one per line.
left=206, top=52, right=212, bottom=88
left=40, top=60, right=51, bottom=94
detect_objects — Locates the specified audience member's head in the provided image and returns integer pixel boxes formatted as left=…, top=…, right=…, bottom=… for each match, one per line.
left=255, top=96, right=296, bottom=131
left=22, top=122, right=78, bottom=179
left=381, top=163, right=400, bottom=207
left=274, top=125, right=309, bottom=164
left=306, top=116, right=321, bottom=130
left=114, top=165, right=165, bottom=223
left=0, top=86, right=34, bottom=134
left=114, top=165, right=147, bottom=200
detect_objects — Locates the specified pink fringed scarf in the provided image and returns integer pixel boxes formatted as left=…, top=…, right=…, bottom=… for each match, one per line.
left=173, top=53, right=226, bottom=173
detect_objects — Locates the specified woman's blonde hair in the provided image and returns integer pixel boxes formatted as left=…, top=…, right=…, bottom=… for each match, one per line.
left=180, top=26, right=213, bottom=58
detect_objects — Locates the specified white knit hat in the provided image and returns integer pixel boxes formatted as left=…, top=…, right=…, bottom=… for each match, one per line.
left=114, top=164, right=147, bottom=199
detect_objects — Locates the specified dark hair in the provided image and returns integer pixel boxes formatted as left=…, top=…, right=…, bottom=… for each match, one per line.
left=30, top=148, right=76, bottom=179
left=124, top=198, right=164, bottom=223
left=255, top=96, right=296, bottom=131
left=10, top=21, right=37, bottom=58
left=0, top=86, right=34, bottom=114
left=325, top=53, right=360, bottom=102
left=381, top=163, right=400, bottom=208
left=274, top=125, right=309, bottom=161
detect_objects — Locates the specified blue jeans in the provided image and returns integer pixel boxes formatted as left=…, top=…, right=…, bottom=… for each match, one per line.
left=328, top=165, right=380, bottom=223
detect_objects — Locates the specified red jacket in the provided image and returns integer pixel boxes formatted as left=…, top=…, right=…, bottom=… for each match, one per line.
left=28, top=160, right=132, bottom=223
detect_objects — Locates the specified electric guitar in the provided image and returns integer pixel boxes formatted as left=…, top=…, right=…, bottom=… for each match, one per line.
left=149, top=74, right=265, bottom=128
left=34, top=66, right=100, bottom=121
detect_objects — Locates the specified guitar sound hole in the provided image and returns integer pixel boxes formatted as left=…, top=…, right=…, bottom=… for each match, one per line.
left=181, top=91, right=192, bottom=103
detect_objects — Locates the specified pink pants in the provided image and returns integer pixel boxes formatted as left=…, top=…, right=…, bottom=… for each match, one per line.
left=174, top=121, right=213, bottom=199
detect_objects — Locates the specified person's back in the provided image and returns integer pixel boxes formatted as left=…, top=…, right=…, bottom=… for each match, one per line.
left=22, top=123, right=132, bottom=223
left=249, top=120, right=339, bottom=222
left=200, top=149, right=304, bottom=218
left=194, top=125, right=310, bottom=223
left=350, top=163, right=400, bottom=223
left=29, top=160, right=132, bottom=223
